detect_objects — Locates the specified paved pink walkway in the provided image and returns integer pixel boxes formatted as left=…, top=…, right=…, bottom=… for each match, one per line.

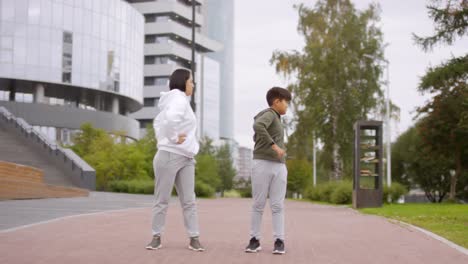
left=1, top=198, right=467, bottom=264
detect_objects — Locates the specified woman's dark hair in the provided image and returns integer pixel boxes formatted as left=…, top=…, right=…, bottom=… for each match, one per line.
left=169, top=69, right=191, bottom=92
left=266, top=87, right=292, bottom=106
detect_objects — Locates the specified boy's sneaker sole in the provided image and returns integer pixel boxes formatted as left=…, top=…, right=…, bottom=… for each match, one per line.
left=272, top=249, right=285, bottom=255
left=245, top=246, right=262, bottom=253
left=188, top=245, right=205, bottom=252
left=145, top=245, right=162, bottom=250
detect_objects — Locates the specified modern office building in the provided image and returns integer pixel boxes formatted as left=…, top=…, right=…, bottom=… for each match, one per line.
left=0, top=0, right=145, bottom=143
left=126, top=0, right=222, bottom=138
left=202, top=0, right=234, bottom=141
left=195, top=54, right=220, bottom=140
left=235, top=146, right=252, bottom=181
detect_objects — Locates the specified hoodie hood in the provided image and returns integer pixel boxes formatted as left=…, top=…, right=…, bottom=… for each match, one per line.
left=254, top=108, right=280, bottom=120
left=158, top=89, right=188, bottom=110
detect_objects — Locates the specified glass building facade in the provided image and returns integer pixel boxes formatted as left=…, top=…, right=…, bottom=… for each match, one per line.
left=0, top=0, right=144, bottom=141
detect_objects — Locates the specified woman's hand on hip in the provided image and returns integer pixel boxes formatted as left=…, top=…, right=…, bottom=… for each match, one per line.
left=177, top=133, right=187, bottom=144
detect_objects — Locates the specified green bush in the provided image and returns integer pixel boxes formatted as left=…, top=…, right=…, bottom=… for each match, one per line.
left=305, top=185, right=320, bottom=201
left=306, top=180, right=408, bottom=205
left=109, top=180, right=127, bottom=193
left=330, top=181, right=352, bottom=204
left=195, top=181, right=215, bottom=198
left=223, top=189, right=241, bottom=198
left=305, top=181, right=352, bottom=204
left=233, top=178, right=252, bottom=198
left=317, top=182, right=336, bottom=202
left=383, top=182, right=408, bottom=203
left=237, top=187, right=252, bottom=198
left=109, top=179, right=154, bottom=194
left=71, top=123, right=157, bottom=191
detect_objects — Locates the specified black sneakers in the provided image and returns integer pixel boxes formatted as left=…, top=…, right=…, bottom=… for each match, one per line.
left=245, top=237, right=261, bottom=253
left=145, top=235, right=162, bottom=250
left=246, top=237, right=285, bottom=254
left=273, top=239, right=285, bottom=254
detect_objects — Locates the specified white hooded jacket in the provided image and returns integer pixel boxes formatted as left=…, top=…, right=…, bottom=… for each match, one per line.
left=153, top=89, right=199, bottom=158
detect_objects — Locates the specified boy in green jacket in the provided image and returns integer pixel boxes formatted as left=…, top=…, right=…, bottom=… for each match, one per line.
left=245, top=87, right=292, bottom=255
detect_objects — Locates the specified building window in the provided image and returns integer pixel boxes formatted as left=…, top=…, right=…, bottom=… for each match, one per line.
left=126, top=0, right=154, bottom=3
left=139, top=119, right=153, bottom=129
left=145, top=14, right=156, bottom=23
left=60, top=128, right=71, bottom=145
left=144, top=77, right=170, bottom=86
left=145, top=35, right=171, bottom=44
left=144, top=56, right=154, bottom=65
left=155, top=36, right=170, bottom=44
left=62, top=32, right=73, bottom=83
left=0, top=91, right=10, bottom=101
left=62, top=72, right=71, bottom=83
left=156, top=57, right=170, bottom=64
left=155, top=16, right=170, bottom=22
left=107, top=51, right=120, bottom=92
left=144, top=97, right=158, bottom=107
left=155, top=77, right=169, bottom=86
left=144, top=77, right=154, bottom=86
left=145, top=56, right=179, bottom=65
left=145, top=35, right=155, bottom=44
left=14, top=93, right=33, bottom=103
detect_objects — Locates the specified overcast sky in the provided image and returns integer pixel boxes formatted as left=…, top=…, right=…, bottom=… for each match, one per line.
left=233, top=0, right=467, bottom=149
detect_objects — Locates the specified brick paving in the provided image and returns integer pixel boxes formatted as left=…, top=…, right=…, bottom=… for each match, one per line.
left=1, top=198, right=467, bottom=264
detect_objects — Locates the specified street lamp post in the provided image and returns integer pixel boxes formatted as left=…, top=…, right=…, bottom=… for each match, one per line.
left=190, top=0, right=196, bottom=112
left=313, top=131, right=317, bottom=186
left=384, top=59, right=391, bottom=188
left=363, top=54, right=391, bottom=187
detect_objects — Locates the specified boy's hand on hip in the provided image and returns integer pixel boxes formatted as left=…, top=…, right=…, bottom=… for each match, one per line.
left=272, top=144, right=286, bottom=159
left=177, top=133, right=187, bottom=144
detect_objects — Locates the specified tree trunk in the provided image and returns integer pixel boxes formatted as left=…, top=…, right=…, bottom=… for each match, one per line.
left=425, top=191, right=435, bottom=203
left=449, top=146, right=461, bottom=200
left=331, top=117, right=342, bottom=181
left=438, top=192, right=446, bottom=203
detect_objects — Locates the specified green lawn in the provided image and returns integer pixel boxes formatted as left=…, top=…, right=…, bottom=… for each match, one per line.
left=360, top=204, right=468, bottom=248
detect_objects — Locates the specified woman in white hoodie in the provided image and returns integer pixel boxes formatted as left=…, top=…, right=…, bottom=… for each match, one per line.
left=145, top=69, right=204, bottom=252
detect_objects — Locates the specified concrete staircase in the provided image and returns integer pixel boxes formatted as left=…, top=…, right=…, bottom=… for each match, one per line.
left=0, top=122, right=75, bottom=187
left=0, top=106, right=95, bottom=191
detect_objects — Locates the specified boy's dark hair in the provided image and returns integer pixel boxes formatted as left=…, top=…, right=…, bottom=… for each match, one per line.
left=266, top=87, right=292, bottom=106
left=169, top=69, right=191, bottom=92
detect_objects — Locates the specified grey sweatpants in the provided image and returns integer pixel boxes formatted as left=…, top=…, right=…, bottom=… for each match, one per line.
left=250, top=159, right=288, bottom=241
left=152, top=150, right=199, bottom=238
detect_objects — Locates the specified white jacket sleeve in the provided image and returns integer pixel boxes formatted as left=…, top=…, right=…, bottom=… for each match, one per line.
left=164, top=96, right=187, bottom=143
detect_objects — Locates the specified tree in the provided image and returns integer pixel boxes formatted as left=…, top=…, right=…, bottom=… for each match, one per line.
left=413, top=0, right=468, bottom=51
left=392, top=125, right=451, bottom=202
left=216, top=143, right=236, bottom=197
left=413, top=0, right=468, bottom=200
left=195, top=154, right=220, bottom=197
left=417, top=85, right=467, bottom=200
left=198, top=136, right=216, bottom=156
left=135, top=125, right=157, bottom=179
left=72, top=123, right=108, bottom=157
left=271, top=0, right=395, bottom=181
left=71, top=123, right=153, bottom=191
left=411, top=151, right=452, bottom=203
left=391, top=127, right=417, bottom=188
left=286, top=159, right=313, bottom=197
